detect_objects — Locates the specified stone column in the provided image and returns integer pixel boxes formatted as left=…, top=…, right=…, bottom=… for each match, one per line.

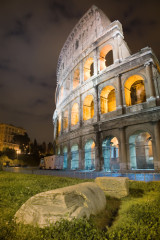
left=115, top=74, right=123, bottom=115
left=94, top=85, right=100, bottom=122
left=79, top=94, right=83, bottom=127
left=93, top=48, right=98, bottom=75
left=79, top=137, right=84, bottom=169
left=119, top=127, right=127, bottom=172
left=95, top=131, right=103, bottom=171
left=153, top=121, right=160, bottom=170
left=113, top=34, right=120, bottom=63
left=53, top=117, right=57, bottom=140
left=61, top=112, right=64, bottom=134
left=68, top=104, right=71, bottom=132
left=68, top=143, right=71, bottom=170
left=145, top=61, right=156, bottom=105
left=80, top=60, right=84, bottom=84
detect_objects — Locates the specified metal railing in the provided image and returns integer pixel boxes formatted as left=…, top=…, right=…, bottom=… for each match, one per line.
left=3, top=167, right=160, bottom=182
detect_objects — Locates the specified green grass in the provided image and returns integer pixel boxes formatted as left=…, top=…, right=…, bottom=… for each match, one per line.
left=1, top=172, right=160, bottom=240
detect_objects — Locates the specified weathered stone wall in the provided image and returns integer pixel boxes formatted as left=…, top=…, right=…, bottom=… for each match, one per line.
left=53, top=6, right=160, bottom=172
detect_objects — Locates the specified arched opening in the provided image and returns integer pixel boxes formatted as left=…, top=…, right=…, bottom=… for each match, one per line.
left=124, top=75, right=146, bottom=106
left=102, top=137, right=120, bottom=172
left=100, top=45, right=113, bottom=71
left=63, top=146, right=68, bottom=169
left=83, top=95, right=94, bottom=120
left=71, top=144, right=79, bottom=170
left=57, top=115, right=61, bottom=136
left=84, top=58, right=94, bottom=81
left=71, top=103, right=79, bottom=126
left=85, top=140, right=95, bottom=170
left=129, top=131, right=154, bottom=170
left=63, top=110, right=68, bottom=130
left=73, top=69, right=80, bottom=90
left=100, top=86, right=116, bottom=114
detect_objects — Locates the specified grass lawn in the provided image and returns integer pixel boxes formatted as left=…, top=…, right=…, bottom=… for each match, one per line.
left=0, top=171, right=160, bottom=240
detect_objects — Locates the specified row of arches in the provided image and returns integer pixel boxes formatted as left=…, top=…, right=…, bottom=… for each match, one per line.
left=57, top=74, right=146, bottom=133
left=58, top=44, right=114, bottom=102
left=60, top=131, right=154, bottom=171
left=72, top=45, right=114, bottom=90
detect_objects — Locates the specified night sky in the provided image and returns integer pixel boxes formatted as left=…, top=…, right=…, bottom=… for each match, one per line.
left=0, top=0, right=160, bottom=143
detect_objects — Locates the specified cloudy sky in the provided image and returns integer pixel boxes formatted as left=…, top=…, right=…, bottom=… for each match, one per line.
left=0, top=0, right=160, bottom=143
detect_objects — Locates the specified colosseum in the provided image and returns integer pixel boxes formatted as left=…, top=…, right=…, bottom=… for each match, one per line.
left=53, top=5, right=160, bottom=173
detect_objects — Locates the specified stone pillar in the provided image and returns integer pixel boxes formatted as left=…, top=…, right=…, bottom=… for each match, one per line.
left=79, top=137, right=84, bottom=169
left=117, top=34, right=123, bottom=61
left=68, top=104, right=71, bottom=132
left=61, top=112, right=64, bottom=134
left=79, top=94, right=83, bottom=127
left=80, top=60, right=84, bottom=84
left=95, top=131, right=103, bottom=171
left=113, top=34, right=120, bottom=63
left=94, top=85, right=100, bottom=122
left=119, top=127, right=127, bottom=172
left=68, top=143, right=71, bottom=170
left=93, top=48, right=98, bottom=75
left=53, top=118, right=57, bottom=140
left=145, top=61, right=156, bottom=106
left=115, top=74, right=123, bottom=115
left=153, top=121, right=160, bottom=170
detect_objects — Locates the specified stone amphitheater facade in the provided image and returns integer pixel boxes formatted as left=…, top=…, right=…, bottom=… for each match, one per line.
left=53, top=5, right=160, bottom=172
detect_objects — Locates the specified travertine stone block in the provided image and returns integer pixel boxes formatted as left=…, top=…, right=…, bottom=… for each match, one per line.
left=15, top=182, right=106, bottom=228
left=95, top=177, right=129, bottom=198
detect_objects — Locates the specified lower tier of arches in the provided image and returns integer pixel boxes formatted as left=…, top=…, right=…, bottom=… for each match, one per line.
left=56, top=121, right=160, bottom=172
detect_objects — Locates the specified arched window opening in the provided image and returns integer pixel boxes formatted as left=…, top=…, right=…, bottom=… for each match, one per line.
left=63, top=146, right=68, bottom=169
left=100, top=45, right=113, bottom=71
left=57, top=115, right=61, bottom=136
left=85, top=140, right=95, bottom=170
left=71, top=103, right=79, bottom=126
left=71, top=144, right=79, bottom=170
left=129, top=131, right=154, bottom=170
left=100, top=86, right=116, bottom=114
left=63, top=110, right=68, bottom=130
left=102, top=137, right=120, bottom=172
left=73, top=69, right=80, bottom=90
left=84, top=58, right=94, bottom=81
left=124, top=75, right=146, bottom=106
left=83, top=95, right=94, bottom=120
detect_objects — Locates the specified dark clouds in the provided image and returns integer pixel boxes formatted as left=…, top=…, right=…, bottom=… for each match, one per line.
left=0, top=0, right=160, bottom=143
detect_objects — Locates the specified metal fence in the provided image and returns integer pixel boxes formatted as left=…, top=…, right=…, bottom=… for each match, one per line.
left=3, top=167, right=160, bottom=182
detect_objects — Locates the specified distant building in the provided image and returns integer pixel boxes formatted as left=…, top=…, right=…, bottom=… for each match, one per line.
left=53, top=6, right=160, bottom=172
left=0, top=123, right=26, bottom=153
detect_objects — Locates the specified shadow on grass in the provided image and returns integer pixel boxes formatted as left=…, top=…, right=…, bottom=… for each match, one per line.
left=129, top=188, right=144, bottom=198
left=91, top=196, right=121, bottom=231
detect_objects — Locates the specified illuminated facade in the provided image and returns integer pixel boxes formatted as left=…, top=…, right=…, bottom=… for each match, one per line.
left=53, top=6, right=160, bottom=172
left=0, top=123, right=26, bottom=153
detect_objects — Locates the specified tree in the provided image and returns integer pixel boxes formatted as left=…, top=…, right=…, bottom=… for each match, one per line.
left=3, top=148, right=16, bottom=160
left=47, top=142, right=54, bottom=155
left=13, top=133, right=30, bottom=154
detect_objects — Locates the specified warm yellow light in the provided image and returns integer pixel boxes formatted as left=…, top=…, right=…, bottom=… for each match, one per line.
left=83, top=95, right=94, bottom=120
left=63, top=110, right=68, bottom=130
left=58, top=115, right=61, bottom=135
left=84, top=57, right=94, bottom=81
left=71, top=103, right=79, bottom=125
left=100, top=86, right=116, bottom=114
left=124, top=75, right=146, bottom=106
left=100, top=45, right=113, bottom=71
left=73, top=69, right=80, bottom=89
